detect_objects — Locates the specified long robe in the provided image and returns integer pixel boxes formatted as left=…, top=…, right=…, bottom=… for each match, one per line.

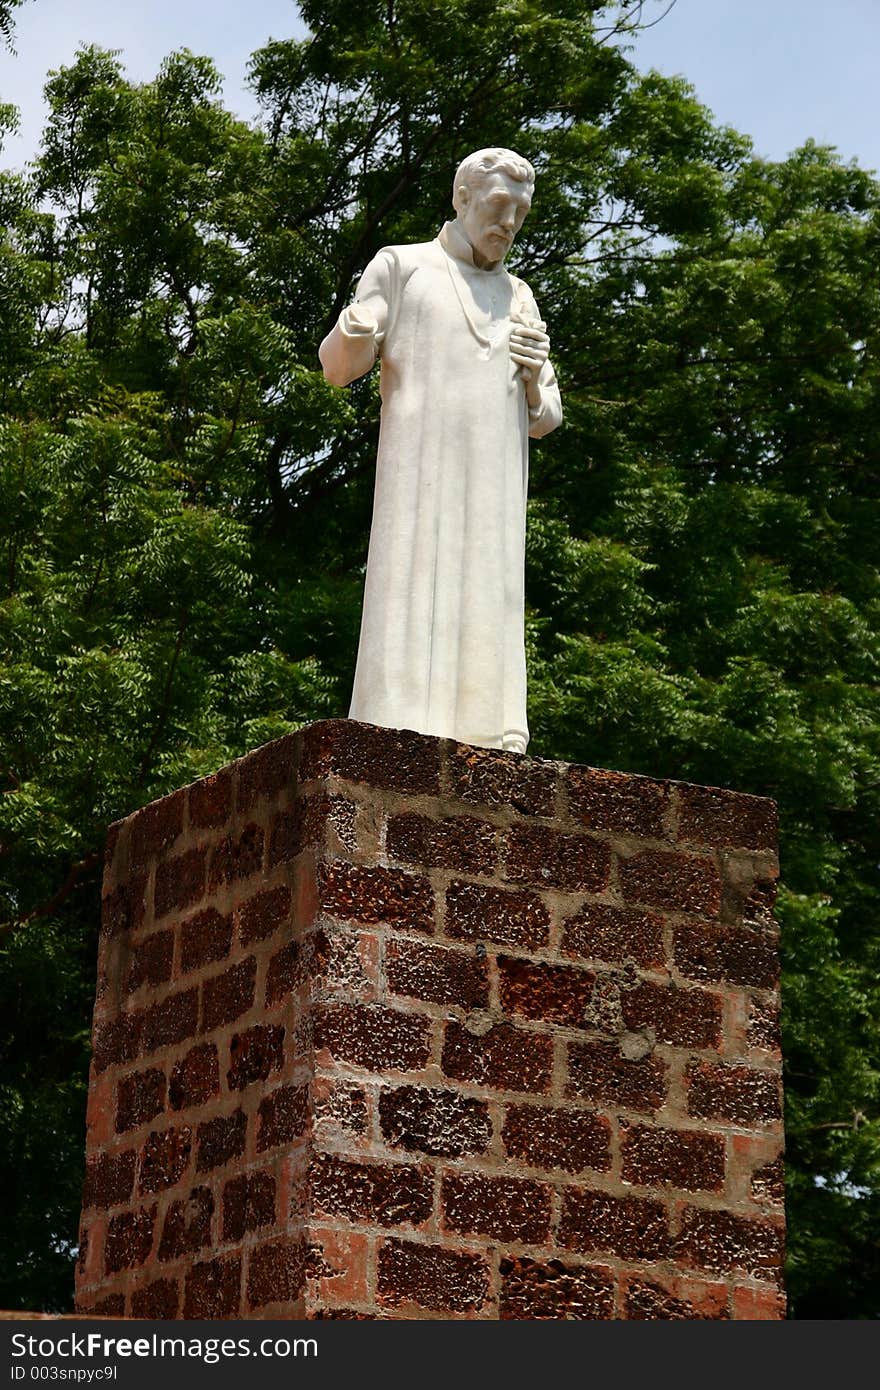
left=319, top=219, right=562, bottom=752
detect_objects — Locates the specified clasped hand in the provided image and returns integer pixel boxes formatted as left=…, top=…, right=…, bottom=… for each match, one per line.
left=509, top=320, right=550, bottom=404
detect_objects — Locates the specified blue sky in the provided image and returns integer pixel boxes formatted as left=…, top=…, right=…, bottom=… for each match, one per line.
left=0, top=0, right=876, bottom=173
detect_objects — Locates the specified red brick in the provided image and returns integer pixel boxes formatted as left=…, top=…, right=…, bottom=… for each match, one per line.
left=301, top=719, right=440, bottom=796
left=620, top=1124, right=725, bottom=1192
left=138, top=1125, right=193, bottom=1194
left=318, top=861, right=434, bottom=931
left=566, top=1041, right=668, bottom=1114
left=222, top=1170, right=276, bottom=1242
left=447, top=743, right=556, bottom=817
left=559, top=1189, right=669, bottom=1261
left=155, top=847, right=207, bottom=918
left=501, top=1104, right=611, bottom=1174
left=247, top=1238, right=307, bottom=1309
left=687, top=1062, right=782, bottom=1127
left=102, top=877, right=147, bottom=940
left=129, top=792, right=185, bottom=862
left=624, top=1274, right=729, bottom=1320
left=313, top=1003, right=430, bottom=1074
left=747, top=999, right=782, bottom=1054
left=93, top=1012, right=141, bottom=1074
left=504, top=824, right=611, bottom=893
left=263, top=935, right=308, bottom=1006
left=168, top=1043, right=220, bottom=1111
left=732, top=1286, right=786, bottom=1320
left=677, top=784, right=777, bottom=851
left=179, top=908, right=232, bottom=973
left=387, top=812, right=497, bottom=876
left=561, top=903, right=665, bottom=968
left=196, top=1109, right=247, bottom=1172
left=620, top=979, right=722, bottom=1049
left=104, top=1205, right=156, bottom=1274
left=208, top=823, right=264, bottom=889
left=306, top=1227, right=369, bottom=1307
left=500, top=1256, right=615, bottom=1320
left=237, top=884, right=292, bottom=947
left=126, top=930, right=174, bottom=991
left=115, top=1067, right=166, bottom=1134
left=741, top=872, right=779, bottom=923
left=619, top=850, right=722, bottom=916
left=140, top=987, right=199, bottom=1056
left=498, top=955, right=595, bottom=1028
left=378, top=1239, right=489, bottom=1313
left=674, top=1208, right=785, bottom=1283
left=158, top=1186, right=214, bottom=1261
left=201, top=956, right=257, bottom=1032
left=673, top=921, right=779, bottom=990
left=183, top=1255, right=241, bottom=1318
left=311, top=1153, right=433, bottom=1227
left=442, top=1021, right=553, bottom=1094
left=313, top=1079, right=368, bottom=1141
left=82, top=1150, right=137, bottom=1210
left=386, top=939, right=489, bottom=1010
left=751, top=1155, right=785, bottom=1207
left=442, top=1171, right=552, bottom=1244
left=131, top=1278, right=181, bottom=1319
left=227, top=1024, right=285, bottom=1091
left=188, top=768, right=234, bottom=828
left=379, top=1085, right=492, bottom=1158
left=237, top=735, right=297, bottom=811
left=257, top=1083, right=310, bottom=1152
left=446, top=881, right=549, bottom=951
left=308, top=925, right=374, bottom=996
left=267, top=805, right=312, bottom=868
left=566, top=766, right=671, bottom=838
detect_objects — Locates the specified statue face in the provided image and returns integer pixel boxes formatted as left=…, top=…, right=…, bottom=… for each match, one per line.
left=458, top=170, right=533, bottom=267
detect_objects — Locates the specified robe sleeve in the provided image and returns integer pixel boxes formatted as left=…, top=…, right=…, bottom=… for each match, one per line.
left=318, top=251, right=394, bottom=387
left=527, top=358, right=563, bottom=439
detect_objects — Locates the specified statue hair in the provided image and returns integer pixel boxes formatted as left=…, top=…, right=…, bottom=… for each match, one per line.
left=452, top=147, right=535, bottom=213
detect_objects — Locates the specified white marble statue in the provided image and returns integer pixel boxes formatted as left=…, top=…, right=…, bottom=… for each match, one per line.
left=319, top=147, right=562, bottom=755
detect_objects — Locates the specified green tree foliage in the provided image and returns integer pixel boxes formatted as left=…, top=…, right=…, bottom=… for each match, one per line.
left=0, top=1, right=877, bottom=1314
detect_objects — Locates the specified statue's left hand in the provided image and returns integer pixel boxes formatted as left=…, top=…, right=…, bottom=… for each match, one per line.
left=509, top=322, right=550, bottom=384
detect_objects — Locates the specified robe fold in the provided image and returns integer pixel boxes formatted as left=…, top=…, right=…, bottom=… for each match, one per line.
left=319, top=220, right=562, bottom=752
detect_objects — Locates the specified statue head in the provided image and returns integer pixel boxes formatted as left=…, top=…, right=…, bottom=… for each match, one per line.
left=452, top=147, right=535, bottom=268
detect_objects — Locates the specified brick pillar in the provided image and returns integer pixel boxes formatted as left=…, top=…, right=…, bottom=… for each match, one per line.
left=75, top=720, right=785, bottom=1320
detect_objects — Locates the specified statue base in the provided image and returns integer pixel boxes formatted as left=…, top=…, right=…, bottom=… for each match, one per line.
left=75, top=720, right=784, bottom=1319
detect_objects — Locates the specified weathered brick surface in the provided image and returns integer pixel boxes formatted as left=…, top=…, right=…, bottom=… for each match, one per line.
left=500, top=1256, right=615, bottom=1320
left=619, top=850, right=722, bottom=916
left=387, top=812, right=496, bottom=875
left=446, top=880, right=549, bottom=951
left=379, top=1086, right=492, bottom=1158
left=561, top=903, right=665, bottom=968
left=501, top=1104, right=611, bottom=1175
left=378, top=1239, right=489, bottom=1313
left=442, top=1021, right=553, bottom=1094
left=559, top=1189, right=669, bottom=1261
left=78, top=720, right=783, bottom=1320
left=386, top=939, right=489, bottom=1009
left=498, top=955, right=595, bottom=1028
left=566, top=766, right=670, bottom=839
left=504, top=824, right=611, bottom=893
left=687, top=1061, right=783, bottom=1127
left=566, top=1041, right=668, bottom=1114
left=180, top=909, right=233, bottom=974
left=619, top=1124, right=725, bottom=1192
left=623, top=1274, right=728, bottom=1320
left=442, top=1172, right=552, bottom=1244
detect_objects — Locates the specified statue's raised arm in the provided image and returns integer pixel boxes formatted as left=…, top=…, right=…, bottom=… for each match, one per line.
left=319, top=147, right=562, bottom=755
